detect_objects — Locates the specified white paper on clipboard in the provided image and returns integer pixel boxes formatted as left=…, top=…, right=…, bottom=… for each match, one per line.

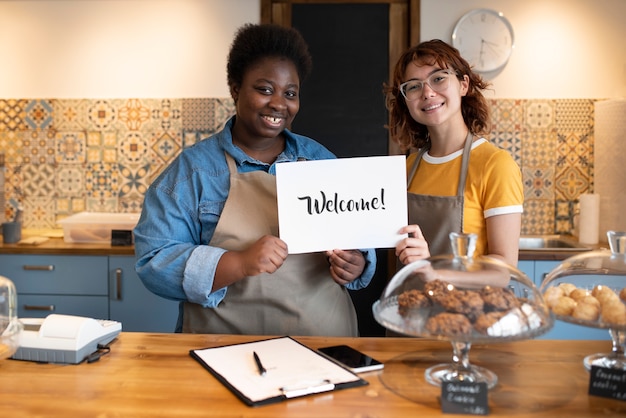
left=190, top=336, right=367, bottom=406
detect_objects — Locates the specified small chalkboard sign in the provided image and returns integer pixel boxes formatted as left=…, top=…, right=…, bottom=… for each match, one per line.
left=588, top=365, right=626, bottom=401
left=441, top=381, right=489, bottom=415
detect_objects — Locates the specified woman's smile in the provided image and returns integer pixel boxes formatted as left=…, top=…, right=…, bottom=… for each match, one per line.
left=422, top=102, right=445, bottom=112
left=262, top=114, right=285, bottom=127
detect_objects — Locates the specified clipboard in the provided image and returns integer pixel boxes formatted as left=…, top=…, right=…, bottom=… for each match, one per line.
left=189, top=336, right=368, bottom=406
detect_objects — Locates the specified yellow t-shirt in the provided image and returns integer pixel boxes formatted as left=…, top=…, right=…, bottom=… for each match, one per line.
left=406, top=138, right=524, bottom=256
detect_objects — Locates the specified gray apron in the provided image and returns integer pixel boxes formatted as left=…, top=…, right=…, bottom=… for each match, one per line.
left=405, top=132, right=473, bottom=257
left=183, top=153, right=358, bottom=336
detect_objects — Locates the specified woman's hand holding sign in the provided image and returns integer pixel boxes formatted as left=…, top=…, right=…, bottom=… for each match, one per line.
left=395, top=224, right=430, bottom=265
left=215, top=236, right=289, bottom=291
left=326, top=249, right=367, bottom=286
left=240, top=236, right=289, bottom=276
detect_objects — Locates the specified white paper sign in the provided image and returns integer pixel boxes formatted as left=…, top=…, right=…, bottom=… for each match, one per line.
left=276, top=155, right=408, bottom=254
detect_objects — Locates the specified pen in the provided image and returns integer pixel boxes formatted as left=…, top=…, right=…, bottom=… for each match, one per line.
left=253, top=351, right=267, bottom=376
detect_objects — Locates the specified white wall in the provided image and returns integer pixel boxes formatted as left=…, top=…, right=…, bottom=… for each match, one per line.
left=0, top=0, right=259, bottom=98
left=421, top=0, right=626, bottom=99
left=2, top=0, right=624, bottom=99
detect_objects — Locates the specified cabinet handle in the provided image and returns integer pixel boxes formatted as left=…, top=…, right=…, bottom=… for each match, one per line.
left=24, top=304, right=55, bottom=311
left=115, top=268, right=122, bottom=300
left=23, top=265, right=55, bottom=271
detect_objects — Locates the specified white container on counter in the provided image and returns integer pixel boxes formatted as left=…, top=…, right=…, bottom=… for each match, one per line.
left=578, top=193, right=600, bottom=244
left=59, top=212, right=140, bottom=243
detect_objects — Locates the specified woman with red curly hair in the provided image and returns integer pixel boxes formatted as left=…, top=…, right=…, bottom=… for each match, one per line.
left=385, top=39, right=523, bottom=267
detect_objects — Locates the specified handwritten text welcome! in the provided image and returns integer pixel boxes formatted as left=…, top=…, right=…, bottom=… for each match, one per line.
left=297, top=189, right=386, bottom=215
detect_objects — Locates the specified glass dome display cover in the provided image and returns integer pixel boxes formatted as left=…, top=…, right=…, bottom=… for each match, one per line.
left=540, top=230, right=626, bottom=370
left=373, top=233, right=554, bottom=388
left=0, top=275, right=22, bottom=360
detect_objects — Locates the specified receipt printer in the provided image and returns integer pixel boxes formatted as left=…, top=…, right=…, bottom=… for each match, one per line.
left=12, top=314, right=121, bottom=364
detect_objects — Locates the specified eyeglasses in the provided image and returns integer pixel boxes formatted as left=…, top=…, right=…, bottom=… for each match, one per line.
left=399, top=69, right=456, bottom=101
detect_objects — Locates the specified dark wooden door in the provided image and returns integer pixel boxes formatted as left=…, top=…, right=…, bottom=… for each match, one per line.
left=261, top=0, right=418, bottom=336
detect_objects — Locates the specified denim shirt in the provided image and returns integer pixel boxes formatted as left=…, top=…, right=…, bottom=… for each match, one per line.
left=134, top=117, right=376, bottom=307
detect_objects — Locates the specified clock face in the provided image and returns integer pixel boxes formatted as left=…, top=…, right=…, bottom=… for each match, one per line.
left=452, top=9, right=514, bottom=73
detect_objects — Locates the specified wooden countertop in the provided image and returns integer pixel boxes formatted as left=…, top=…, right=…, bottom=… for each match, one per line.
left=0, top=333, right=623, bottom=417
left=0, top=230, right=606, bottom=261
left=0, top=230, right=134, bottom=255
left=0, top=235, right=598, bottom=260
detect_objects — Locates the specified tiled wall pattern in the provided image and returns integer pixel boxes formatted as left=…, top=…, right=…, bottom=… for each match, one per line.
left=0, top=98, right=595, bottom=235
left=0, top=98, right=235, bottom=227
left=488, top=99, right=595, bottom=235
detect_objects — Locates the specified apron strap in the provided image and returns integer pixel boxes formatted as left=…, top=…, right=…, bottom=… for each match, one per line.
left=407, top=146, right=428, bottom=185
left=225, top=152, right=238, bottom=175
left=457, top=132, right=473, bottom=196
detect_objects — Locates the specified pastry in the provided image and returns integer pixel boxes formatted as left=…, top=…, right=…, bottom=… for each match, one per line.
left=423, top=279, right=454, bottom=305
left=439, top=289, right=484, bottom=322
left=474, top=311, right=506, bottom=334
left=551, top=296, right=576, bottom=316
left=395, top=277, right=532, bottom=337
left=569, top=288, right=590, bottom=302
left=475, top=307, right=535, bottom=337
left=397, top=289, right=431, bottom=316
left=572, top=298, right=600, bottom=321
left=601, top=299, right=626, bottom=326
left=579, top=295, right=600, bottom=309
left=425, top=312, right=472, bottom=336
left=544, top=283, right=626, bottom=325
left=558, top=282, right=577, bottom=296
left=481, top=286, right=520, bottom=312
left=543, top=286, right=564, bottom=307
left=592, top=285, right=620, bottom=306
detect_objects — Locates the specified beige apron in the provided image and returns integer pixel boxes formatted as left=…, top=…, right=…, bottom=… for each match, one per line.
left=388, top=134, right=474, bottom=338
left=183, top=153, right=358, bottom=336
left=405, top=132, right=473, bottom=257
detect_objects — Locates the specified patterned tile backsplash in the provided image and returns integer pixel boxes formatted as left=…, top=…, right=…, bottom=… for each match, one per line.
left=0, top=98, right=595, bottom=235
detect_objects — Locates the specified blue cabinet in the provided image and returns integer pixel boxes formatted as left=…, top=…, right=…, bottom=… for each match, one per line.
left=0, top=254, right=109, bottom=319
left=517, top=259, right=610, bottom=340
left=0, top=254, right=179, bottom=332
left=108, top=256, right=179, bottom=332
left=517, top=260, right=534, bottom=284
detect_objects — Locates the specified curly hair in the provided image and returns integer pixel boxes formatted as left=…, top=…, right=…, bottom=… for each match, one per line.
left=227, top=23, right=313, bottom=89
left=384, top=39, right=491, bottom=153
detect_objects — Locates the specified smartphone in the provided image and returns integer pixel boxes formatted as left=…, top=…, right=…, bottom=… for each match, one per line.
left=318, top=345, right=384, bottom=373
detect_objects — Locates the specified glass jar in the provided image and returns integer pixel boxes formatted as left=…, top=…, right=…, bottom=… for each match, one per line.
left=373, top=233, right=553, bottom=388
left=0, top=275, right=22, bottom=360
left=540, top=230, right=626, bottom=370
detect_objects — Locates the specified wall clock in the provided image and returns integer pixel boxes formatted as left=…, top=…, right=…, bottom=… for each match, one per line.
left=451, top=9, right=514, bottom=73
